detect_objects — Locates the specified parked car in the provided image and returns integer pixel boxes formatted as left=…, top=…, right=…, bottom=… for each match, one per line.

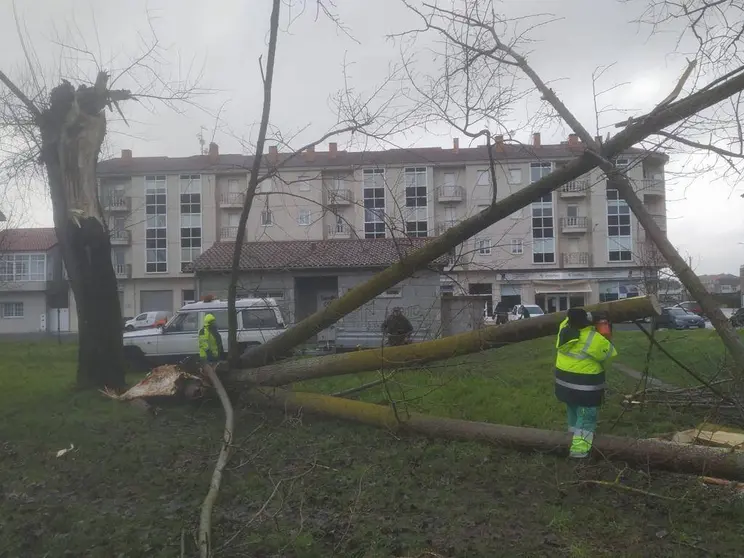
left=124, top=311, right=172, bottom=331
left=122, top=298, right=286, bottom=369
left=675, top=301, right=704, bottom=317
left=730, top=308, right=744, bottom=328
left=509, top=304, right=545, bottom=320
left=655, top=307, right=706, bottom=330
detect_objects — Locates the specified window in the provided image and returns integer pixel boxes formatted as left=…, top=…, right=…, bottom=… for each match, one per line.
left=256, top=178, right=274, bottom=194
left=443, top=172, right=456, bottom=187
left=241, top=308, right=279, bottom=329
left=298, top=175, right=311, bottom=192
left=440, top=284, right=455, bottom=296
left=566, top=204, right=579, bottom=218
left=615, top=158, right=629, bottom=168
left=182, top=289, right=196, bottom=306
left=0, top=254, right=46, bottom=282
left=508, top=168, right=522, bottom=185
left=510, top=239, right=524, bottom=255
left=261, top=210, right=273, bottom=226
left=298, top=209, right=311, bottom=226
left=207, top=310, right=230, bottom=330
left=363, top=168, right=386, bottom=238
left=180, top=174, right=202, bottom=273
left=380, top=288, right=402, bottom=298
left=252, top=290, right=285, bottom=301
left=167, top=311, right=199, bottom=332
left=531, top=192, right=555, bottom=263
left=406, top=221, right=428, bottom=237
left=475, top=238, right=492, bottom=255
left=475, top=170, right=492, bottom=200
left=530, top=162, right=552, bottom=183
left=405, top=167, right=428, bottom=237
left=145, top=175, right=167, bottom=273
left=1, top=302, right=23, bottom=318
left=607, top=188, right=632, bottom=261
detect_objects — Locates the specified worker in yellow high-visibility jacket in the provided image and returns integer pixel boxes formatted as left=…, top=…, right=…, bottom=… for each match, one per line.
left=555, top=308, right=617, bottom=458
left=198, top=313, right=224, bottom=363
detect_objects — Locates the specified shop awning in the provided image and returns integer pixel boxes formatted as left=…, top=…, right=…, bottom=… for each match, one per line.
left=534, top=280, right=593, bottom=294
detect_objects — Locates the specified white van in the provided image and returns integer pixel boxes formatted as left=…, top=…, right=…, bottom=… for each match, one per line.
left=122, top=298, right=286, bottom=368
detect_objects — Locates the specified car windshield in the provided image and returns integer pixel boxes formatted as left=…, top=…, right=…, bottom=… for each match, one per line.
left=524, top=305, right=543, bottom=315
left=668, top=308, right=689, bottom=316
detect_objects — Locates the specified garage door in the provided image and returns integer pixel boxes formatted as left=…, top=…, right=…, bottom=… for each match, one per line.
left=140, top=290, right=173, bottom=312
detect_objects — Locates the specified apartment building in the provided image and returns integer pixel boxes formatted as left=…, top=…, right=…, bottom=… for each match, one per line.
left=97, top=134, right=667, bottom=317
left=0, top=228, right=76, bottom=334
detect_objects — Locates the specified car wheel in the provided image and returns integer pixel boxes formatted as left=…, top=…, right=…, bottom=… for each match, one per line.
left=125, top=325, right=135, bottom=332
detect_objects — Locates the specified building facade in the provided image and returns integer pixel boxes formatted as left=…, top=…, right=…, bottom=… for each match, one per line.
left=97, top=134, right=667, bottom=317
left=0, top=228, right=77, bottom=334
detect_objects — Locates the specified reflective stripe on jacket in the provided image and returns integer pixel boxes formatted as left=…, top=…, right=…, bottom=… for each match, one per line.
left=199, top=325, right=219, bottom=360
left=554, top=318, right=618, bottom=407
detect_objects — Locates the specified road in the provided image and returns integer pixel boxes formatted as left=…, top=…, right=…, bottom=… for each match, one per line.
left=615, top=307, right=736, bottom=332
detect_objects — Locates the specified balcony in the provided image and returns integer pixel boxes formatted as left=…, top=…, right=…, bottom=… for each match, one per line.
left=328, top=223, right=352, bottom=239
left=114, top=263, right=132, bottom=279
left=328, top=189, right=353, bottom=206
left=220, top=226, right=237, bottom=240
left=562, top=252, right=591, bottom=267
left=436, top=220, right=458, bottom=235
left=103, top=196, right=131, bottom=213
left=639, top=178, right=665, bottom=197
left=220, top=191, right=245, bottom=208
left=560, top=216, right=589, bottom=234
left=110, top=229, right=131, bottom=245
left=436, top=185, right=464, bottom=203
left=560, top=179, right=590, bottom=197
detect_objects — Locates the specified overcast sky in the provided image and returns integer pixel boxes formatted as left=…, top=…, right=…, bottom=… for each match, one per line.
left=1, top=0, right=742, bottom=275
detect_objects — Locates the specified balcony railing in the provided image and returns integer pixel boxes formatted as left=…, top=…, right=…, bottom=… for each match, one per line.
left=328, top=223, right=351, bottom=238
left=328, top=189, right=353, bottom=205
left=640, top=178, right=665, bottom=196
left=562, top=252, right=591, bottom=267
left=110, top=229, right=131, bottom=245
left=436, top=220, right=458, bottom=235
left=560, top=180, right=590, bottom=196
left=220, top=191, right=245, bottom=207
left=220, top=226, right=238, bottom=240
left=103, top=196, right=131, bottom=212
left=560, top=216, right=589, bottom=232
left=436, top=185, right=464, bottom=203
left=114, top=263, right=132, bottom=279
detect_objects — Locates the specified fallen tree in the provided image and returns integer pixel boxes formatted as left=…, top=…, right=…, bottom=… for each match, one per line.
left=263, top=389, right=744, bottom=481
left=232, top=295, right=660, bottom=387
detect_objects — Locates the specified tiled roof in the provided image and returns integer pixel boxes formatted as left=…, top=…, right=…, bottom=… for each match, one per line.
left=0, top=227, right=57, bottom=252
left=97, top=143, right=663, bottom=176
left=191, top=238, right=448, bottom=272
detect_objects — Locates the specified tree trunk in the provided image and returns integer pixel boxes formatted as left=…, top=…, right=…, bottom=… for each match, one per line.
left=232, top=295, right=660, bottom=387
left=264, top=389, right=744, bottom=481
left=40, top=75, right=126, bottom=389
left=611, top=177, right=744, bottom=381
left=241, top=68, right=744, bottom=368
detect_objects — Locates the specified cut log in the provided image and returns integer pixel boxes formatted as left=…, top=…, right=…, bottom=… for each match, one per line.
left=232, top=295, right=660, bottom=388
left=263, top=389, right=744, bottom=481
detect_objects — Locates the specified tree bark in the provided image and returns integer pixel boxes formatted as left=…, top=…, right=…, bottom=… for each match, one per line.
left=264, top=389, right=744, bottom=481
left=39, top=75, right=127, bottom=389
left=232, top=296, right=660, bottom=387
left=242, top=68, right=744, bottom=368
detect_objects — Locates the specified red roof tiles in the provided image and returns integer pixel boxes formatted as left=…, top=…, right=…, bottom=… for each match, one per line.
left=0, top=227, right=57, bottom=252
left=191, top=238, right=448, bottom=272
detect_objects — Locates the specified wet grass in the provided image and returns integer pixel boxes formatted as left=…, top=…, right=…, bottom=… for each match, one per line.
left=0, top=336, right=743, bottom=557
